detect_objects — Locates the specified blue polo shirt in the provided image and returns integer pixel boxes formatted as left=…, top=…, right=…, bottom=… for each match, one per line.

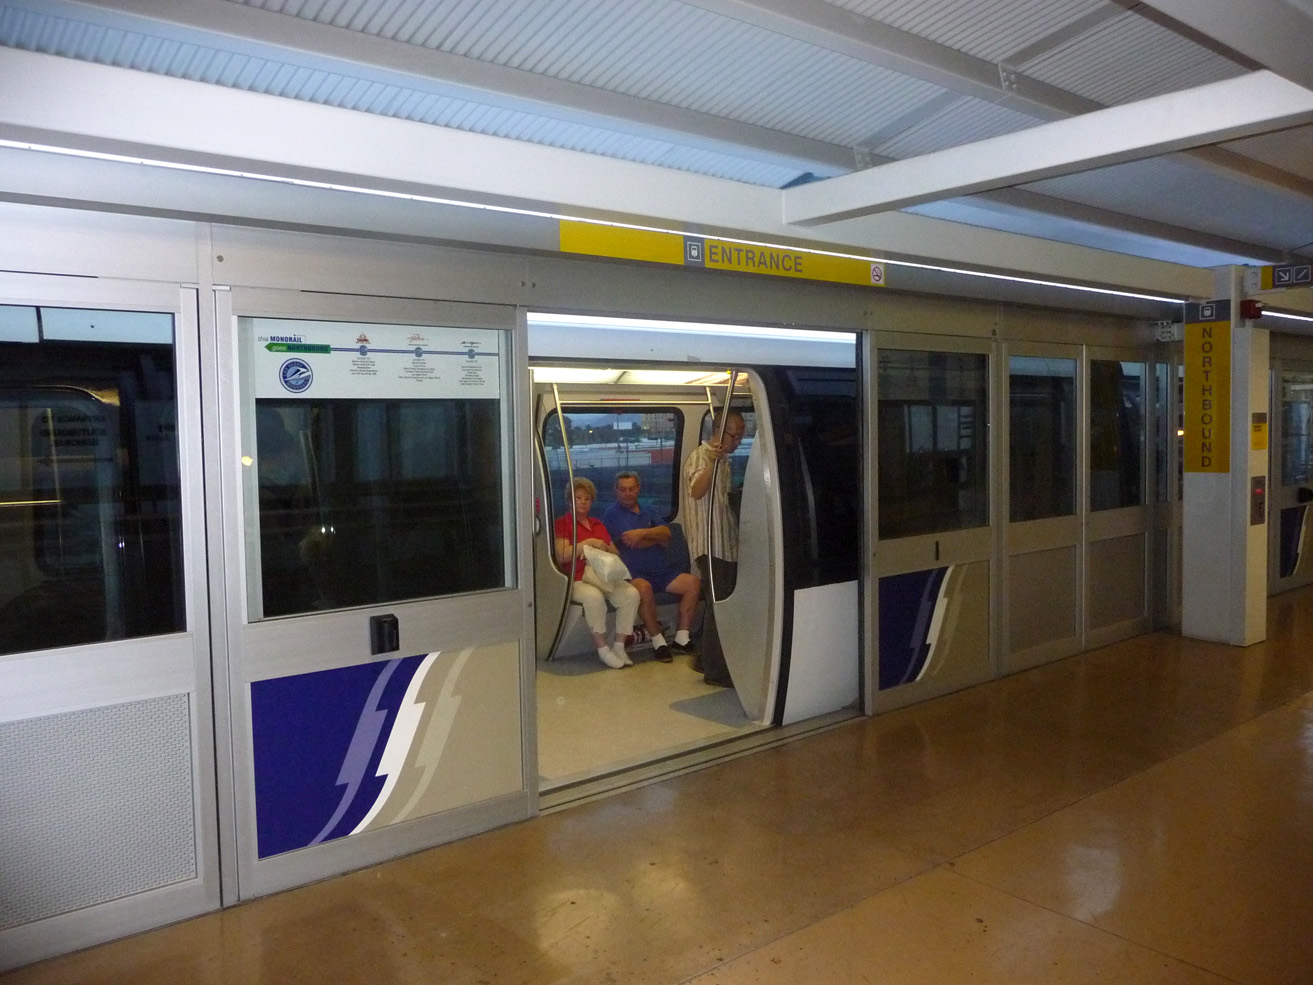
left=602, top=501, right=676, bottom=584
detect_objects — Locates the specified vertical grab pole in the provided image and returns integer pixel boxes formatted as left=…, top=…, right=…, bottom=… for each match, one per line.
left=550, top=383, right=579, bottom=635
left=704, top=369, right=740, bottom=603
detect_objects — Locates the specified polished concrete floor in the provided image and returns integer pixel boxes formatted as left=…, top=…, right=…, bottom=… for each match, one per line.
left=8, top=587, right=1313, bottom=985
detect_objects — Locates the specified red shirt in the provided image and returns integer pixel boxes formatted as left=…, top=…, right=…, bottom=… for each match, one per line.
left=554, top=512, right=614, bottom=581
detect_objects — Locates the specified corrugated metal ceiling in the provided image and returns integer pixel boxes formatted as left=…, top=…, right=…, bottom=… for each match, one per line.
left=2, top=0, right=1311, bottom=267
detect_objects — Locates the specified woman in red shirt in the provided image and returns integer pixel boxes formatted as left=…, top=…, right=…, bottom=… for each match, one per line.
left=554, top=477, right=640, bottom=669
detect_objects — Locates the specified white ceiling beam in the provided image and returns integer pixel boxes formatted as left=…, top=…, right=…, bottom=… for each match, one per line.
left=1134, top=0, right=1313, bottom=91
left=35, top=0, right=854, bottom=173
left=0, top=48, right=1211, bottom=298
left=680, top=0, right=1091, bottom=119
left=677, top=0, right=1313, bottom=210
left=784, top=71, right=1313, bottom=226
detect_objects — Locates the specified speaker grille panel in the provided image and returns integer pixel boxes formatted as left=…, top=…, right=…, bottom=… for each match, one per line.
left=0, top=694, right=197, bottom=930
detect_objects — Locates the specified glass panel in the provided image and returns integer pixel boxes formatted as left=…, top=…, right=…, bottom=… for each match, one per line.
left=781, top=367, right=861, bottom=585
left=0, top=308, right=183, bottom=656
left=1009, top=355, right=1076, bottom=522
left=1090, top=360, right=1145, bottom=511
left=543, top=408, right=683, bottom=524
left=1153, top=360, right=1169, bottom=503
left=242, top=318, right=509, bottom=618
left=877, top=349, right=988, bottom=538
left=1280, top=371, right=1313, bottom=486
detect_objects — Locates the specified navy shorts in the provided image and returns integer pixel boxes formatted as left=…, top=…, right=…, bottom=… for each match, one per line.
left=636, top=568, right=684, bottom=593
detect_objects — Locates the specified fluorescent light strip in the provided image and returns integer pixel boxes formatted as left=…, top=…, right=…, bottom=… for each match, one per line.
left=1266, top=310, right=1313, bottom=324
left=1, top=138, right=1185, bottom=305
left=530, top=312, right=852, bottom=343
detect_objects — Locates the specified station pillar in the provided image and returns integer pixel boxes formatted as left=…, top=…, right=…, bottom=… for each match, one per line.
left=1181, top=267, right=1268, bottom=646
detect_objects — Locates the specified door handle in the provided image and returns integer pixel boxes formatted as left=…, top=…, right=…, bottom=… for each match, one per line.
left=369, top=613, right=399, bottom=655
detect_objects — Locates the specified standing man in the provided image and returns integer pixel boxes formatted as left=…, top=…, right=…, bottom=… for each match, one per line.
left=681, top=410, right=745, bottom=686
left=602, top=471, right=701, bottom=664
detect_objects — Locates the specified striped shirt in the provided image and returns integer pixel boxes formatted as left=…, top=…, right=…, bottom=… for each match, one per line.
left=682, top=440, right=738, bottom=563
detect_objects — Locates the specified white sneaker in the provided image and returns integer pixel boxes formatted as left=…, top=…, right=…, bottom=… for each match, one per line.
left=597, top=646, right=626, bottom=669
left=611, top=643, right=633, bottom=666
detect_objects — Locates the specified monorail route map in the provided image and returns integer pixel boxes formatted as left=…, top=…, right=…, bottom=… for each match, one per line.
left=246, top=319, right=501, bottom=400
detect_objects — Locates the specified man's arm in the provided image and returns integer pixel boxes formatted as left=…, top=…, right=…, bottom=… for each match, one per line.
left=686, top=446, right=716, bottom=501
left=621, top=523, right=671, bottom=549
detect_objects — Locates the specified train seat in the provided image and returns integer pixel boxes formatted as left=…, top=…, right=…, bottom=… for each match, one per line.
left=554, top=520, right=697, bottom=659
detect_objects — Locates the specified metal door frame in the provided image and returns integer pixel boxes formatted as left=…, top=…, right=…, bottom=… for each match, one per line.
left=0, top=273, right=220, bottom=969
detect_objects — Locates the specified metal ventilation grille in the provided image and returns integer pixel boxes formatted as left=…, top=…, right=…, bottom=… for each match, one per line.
left=1021, top=11, right=1244, bottom=105
left=0, top=695, right=197, bottom=931
left=829, top=0, right=1109, bottom=62
left=231, top=0, right=943, bottom=148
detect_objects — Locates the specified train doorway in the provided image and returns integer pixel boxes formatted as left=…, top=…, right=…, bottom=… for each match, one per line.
left=527, top=314, right=863, bottom=799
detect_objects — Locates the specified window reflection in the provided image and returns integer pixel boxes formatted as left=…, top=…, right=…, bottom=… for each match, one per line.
left=1281, top=372, right=1313, bottom=486
left=1009, top=356, right=1076, bottom=523
left=877, top=349, right=988, bottom=539
left=0, top=316, right=182, bottom=656
left=1090, top=361, right=1145, bottom=511
left=254, top=398, right=506, bottom=617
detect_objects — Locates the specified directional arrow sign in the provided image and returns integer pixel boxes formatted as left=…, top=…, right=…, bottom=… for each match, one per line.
left=1273, top=263, right=1312, bottom=287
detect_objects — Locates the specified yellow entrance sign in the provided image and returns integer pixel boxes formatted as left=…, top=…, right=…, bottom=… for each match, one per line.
left=559, top=220, right=886, bottom=288
left=1183, top=319, right=1230, bottom=473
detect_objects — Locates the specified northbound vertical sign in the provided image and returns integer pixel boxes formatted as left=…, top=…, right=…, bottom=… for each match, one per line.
left=1183, top=301, right=1230, bottom=473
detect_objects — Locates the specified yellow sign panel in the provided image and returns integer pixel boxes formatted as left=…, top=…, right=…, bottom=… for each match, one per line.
left=1252, top=413, right=1268, bottom=451
left=1183, top=320, right=1230, bottom=473
left=559, top=220, right=885, bottom=288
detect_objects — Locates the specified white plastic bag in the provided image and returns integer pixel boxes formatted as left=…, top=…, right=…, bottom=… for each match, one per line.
left=582, top=545, right=631, bottom=583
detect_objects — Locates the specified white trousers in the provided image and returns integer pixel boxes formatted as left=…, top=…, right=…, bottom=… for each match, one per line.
left=573, top=566, right=640, bottom=639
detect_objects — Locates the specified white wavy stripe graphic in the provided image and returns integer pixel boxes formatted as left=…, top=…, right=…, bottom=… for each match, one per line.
left=392, top=646, right=473, bottom=824
left=916, top=565, right=954, bottom=683
left=350, top=651, right=439, bottom=835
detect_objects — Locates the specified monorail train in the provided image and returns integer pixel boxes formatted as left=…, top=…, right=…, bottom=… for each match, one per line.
left=528, top=319, right=862, bottom=787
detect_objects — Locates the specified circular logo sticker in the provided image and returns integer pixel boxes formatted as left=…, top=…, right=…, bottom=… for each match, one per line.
left=279, top=357, right=313, bottom=393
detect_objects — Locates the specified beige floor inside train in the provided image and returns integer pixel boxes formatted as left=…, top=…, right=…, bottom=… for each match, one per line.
left=9, top=585, right=1313, bottom=985
left=536, top=645, right=762, bottom=785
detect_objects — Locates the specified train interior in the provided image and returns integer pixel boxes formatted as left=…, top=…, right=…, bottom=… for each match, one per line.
left=528, top=313, right=863, bottom=794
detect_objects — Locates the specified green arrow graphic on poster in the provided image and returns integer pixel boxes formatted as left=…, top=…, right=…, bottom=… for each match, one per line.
left=266, top=342, right=332, bottom=354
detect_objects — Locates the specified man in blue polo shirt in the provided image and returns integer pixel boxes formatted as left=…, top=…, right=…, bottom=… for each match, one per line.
left=603, top=471, right=701, bottom=663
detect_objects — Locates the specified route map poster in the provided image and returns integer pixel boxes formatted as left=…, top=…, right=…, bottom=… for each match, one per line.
left=244, top=318, right=501, bottom=400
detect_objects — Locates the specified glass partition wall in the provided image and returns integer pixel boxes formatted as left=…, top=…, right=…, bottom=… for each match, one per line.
left=874, top=337, right=1155, bottom=708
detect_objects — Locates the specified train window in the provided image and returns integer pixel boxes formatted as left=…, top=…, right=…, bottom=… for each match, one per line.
left=0, top=308, right=183, bottom=657
left=241, top=318, right=510, bottom=619
left=1280, top=371, right=1313, bottom=486
left=780, top=368, right=861, bottom=584
left=1090, top=360, right=1145, bottom=511
left=542, top=409, right=684, bottom=520
left=1009, top=355, right=1076, bottom=523
left=877, top=349, right=989, bottom=538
